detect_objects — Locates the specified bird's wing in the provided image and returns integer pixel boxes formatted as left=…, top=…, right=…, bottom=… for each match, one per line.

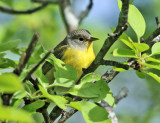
left=42, top=40, right=68, bottom=75
left=53, top=40, right=68, bottom=60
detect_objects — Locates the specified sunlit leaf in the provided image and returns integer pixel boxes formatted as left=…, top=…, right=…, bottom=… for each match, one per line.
left=0, top=73, right=23, bottom=93
left=39, top=85, right=68, bottom=109
left=10, top=99, right=23, bottom=108
left=146, top=57, right=160, bottom=63
left=142, top=63, right=160, bottom=70
left=120, top=33, right=135, bottom=50
left=151, top=42, right=160, bottom=55
left=0, top=40, right=21, bottom=52
left=67, top=73, right=115, bottom=105
left=147, top=72, right=160, bottom=83
left=34, top=65, right=50, bottom=87
left=0, top=58, right=16, bottom=69
left=23, top=100, right=45, bottom=113
left=118, top=0, right=146, bottom=41
left=47, top=55, right=77, bottom=87
left=132, top=43, right=149, bottom=52
left=113, top=67, right=129, bottom=72
left=13, top=91, right=27, bottom=99
left=103, top=90, right=116, bottom=107
left=69, top=101, right=111, bottom=123
left=0, top=106, right=35, bottom=123
left=113, top=48, right=138, bottom=58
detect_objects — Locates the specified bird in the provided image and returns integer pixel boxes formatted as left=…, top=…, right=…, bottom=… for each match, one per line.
left=43, top=29, right=98, bottom=81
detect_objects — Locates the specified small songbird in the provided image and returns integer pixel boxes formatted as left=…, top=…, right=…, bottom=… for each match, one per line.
left=43, top=29, right=98, bottom=80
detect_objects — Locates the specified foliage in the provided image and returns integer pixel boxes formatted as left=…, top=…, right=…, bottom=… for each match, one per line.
left=0, top=0, right=160, bottom=123
left=114, top=0, right=160, bottom=84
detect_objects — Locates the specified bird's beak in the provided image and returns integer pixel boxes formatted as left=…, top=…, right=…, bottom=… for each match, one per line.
left=89, top=37, right=99, bottom=41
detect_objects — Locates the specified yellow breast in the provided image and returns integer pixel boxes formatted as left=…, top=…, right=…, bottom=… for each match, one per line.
left=62, top=43, right=95, bottom=79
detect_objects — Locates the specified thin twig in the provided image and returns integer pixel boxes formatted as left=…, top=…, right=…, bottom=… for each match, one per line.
left=98, top=87, right=128, bottom=123
left=102, top=70, right=119, bottom=83
left=41, top=109, right=51, bottom=123
left=23, top=49, right=54, bottom=82
left=13, top=32, right=39, bottom=75
left=32, top=0, right=58, bottom=4
left=0, top=3, right=48, bottom=14
left=145, top=28, right=160, bottom=44
left=57, top=109, right=77, bottom=123
left=79, top=0, right=93, bottom=24
left=149, top=17, right=160, bottom=46
left=114, top=87, right=129, bottom=104
left=155, top=16, right=160, bottom=28
left=49, top=106, right=62, bottom=122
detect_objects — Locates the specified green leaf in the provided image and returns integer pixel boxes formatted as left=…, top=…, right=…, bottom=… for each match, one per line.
left=113, top=66, right=129, bottom=72
left=147, top=72, right=160, bottom=83
left=0, top=53, right=6, bottom=58
left=69, top=101, right=111, bottom=123
left=67, top=73, right=115, bottom=105
left=0, top=73, right=23, bottom=93
left=13, top=91, right=27, bottom=99
left=47, top=55, right=77, bottom=87
left=81, top=73, right=101, bottom=83
left=118, top=0, right=146, bottom=41
left=142, top=63, right=160, bottom=70
left=103, top=90, right=116, bottom=107
left=128, top=5, right=146, bottom=40
left=23, top=100, right=45, bottom=113
left=0, top=106, right=35, bottom=123
left=151, top=42, right=160, bottom=55
left=0, top=58, right=16, bottom=69
left=39, top=85, right=68, bottom=109
left=120, top=33, right=135, bottom=50
left=34, top=65, right=50, bottom=87
left=10, top=99, right=23, bottom=108
left=0, top=39, right=21, bottom=52
left=132, top=43, right=149, bottom=52
left=24, top=81, right=36, bottom=94
left=146, top=57, right=160, bottom=63
left=113, top=48, right=138, bottom=58
left=136, top=71, right=146, bottom=79
left=1, top=0, right=13, bottom=7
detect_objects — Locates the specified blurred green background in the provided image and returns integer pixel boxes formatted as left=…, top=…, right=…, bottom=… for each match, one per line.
left=0, top=0, right=160, bottom=123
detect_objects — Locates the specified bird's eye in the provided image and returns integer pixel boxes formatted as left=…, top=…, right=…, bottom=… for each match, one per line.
left=79, top=38, right=84, bottom=41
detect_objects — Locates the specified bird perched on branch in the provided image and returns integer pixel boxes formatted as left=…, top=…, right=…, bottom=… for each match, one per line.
left=43, top=29, right=98, bottom=81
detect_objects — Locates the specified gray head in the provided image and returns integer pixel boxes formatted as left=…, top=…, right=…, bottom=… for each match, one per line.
left=65, top=29, right=98, bottom=51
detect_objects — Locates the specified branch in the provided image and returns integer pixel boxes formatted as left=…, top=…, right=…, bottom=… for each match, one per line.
left=78, top=0, right=93, bottom=24
left=102, top=70, right=119, bottom=83
left=32, top=0, right=58, bottom=4
left=155, top=16, right=160, bottom=28
left=57, top=109, right=77, bottom=123
left=148, top=17, right=160, bottom=47
left=13, top=32, right=39, bottom=75
left=59, top=0, right=94, bottom=33
left=83, top=0, right=130, bottom=75
left=36, top=103, right=50, bottom=123
left=0, top=3, right=48, bottom=14
left=114, top=87, right=129, bottom=104
left=41, top=109, right=51, bottom=123
left=23, top=49, right=54, bottom=82
left=59, top=0, right=79, bottom=33
left=101, top=60, right=129, bottom=70
left=49, top=106, right=62, bottom=122
left=102, top=58, right=140, bottom=83
left=98, top=87, right=128, bottom=123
